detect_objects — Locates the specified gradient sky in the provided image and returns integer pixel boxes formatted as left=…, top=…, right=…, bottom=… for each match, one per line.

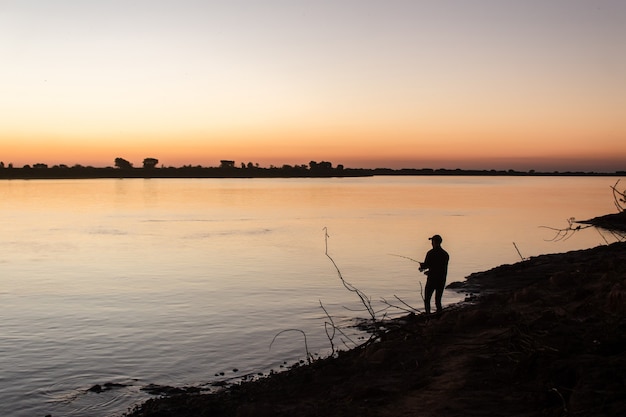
left=2, top=0, right=625, bottom=171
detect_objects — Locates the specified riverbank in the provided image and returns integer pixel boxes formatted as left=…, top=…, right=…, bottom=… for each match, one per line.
left=124, top=230, right=625, bottom=417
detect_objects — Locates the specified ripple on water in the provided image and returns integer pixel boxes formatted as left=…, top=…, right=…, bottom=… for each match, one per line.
left=34, top=374, right=152, bottom=417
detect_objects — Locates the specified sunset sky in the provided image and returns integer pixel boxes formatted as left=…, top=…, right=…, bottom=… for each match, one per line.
left=2, top=0, right=625, bottom=171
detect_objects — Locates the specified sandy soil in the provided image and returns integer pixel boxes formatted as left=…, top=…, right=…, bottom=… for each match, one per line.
left=125, top=217, right=626, bottom=417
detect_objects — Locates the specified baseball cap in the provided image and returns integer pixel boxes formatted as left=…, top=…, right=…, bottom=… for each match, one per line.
left=429, top=234, right=442, bottom=243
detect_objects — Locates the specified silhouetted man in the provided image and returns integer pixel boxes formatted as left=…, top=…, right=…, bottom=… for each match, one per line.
left=419, top=234, right=449, bottom=315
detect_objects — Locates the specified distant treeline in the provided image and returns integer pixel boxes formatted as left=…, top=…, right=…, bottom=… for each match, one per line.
left=0, top=158, right=623, bottom=179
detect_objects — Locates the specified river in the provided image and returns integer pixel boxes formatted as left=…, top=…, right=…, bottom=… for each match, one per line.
left=0, top=176, right=619, bottom=416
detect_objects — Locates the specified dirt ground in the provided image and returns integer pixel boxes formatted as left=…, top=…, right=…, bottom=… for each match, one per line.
left=126, top=226, right=626, bottom=417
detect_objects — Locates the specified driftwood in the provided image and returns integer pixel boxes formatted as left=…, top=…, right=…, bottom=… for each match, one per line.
left=541, top=180, right=626, bottom=242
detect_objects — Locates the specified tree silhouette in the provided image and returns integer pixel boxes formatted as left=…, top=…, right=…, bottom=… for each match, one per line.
left=114, top=157, right=133, bottom=169
left=143, top=158, right=159, bottom=169
left=309, top=160, right=333, bottom=171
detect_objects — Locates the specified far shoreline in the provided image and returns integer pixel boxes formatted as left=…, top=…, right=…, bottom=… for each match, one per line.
left=1, top=165, right=624, bottom=180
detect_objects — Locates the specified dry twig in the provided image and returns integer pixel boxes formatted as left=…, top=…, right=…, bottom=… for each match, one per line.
left=610, top=179, right=625, bottom=212
left=270, top=329, right=314, bottom=364
left=539, top=217, right=592, bottom=242
left=319, top=300, right=358, bottom=354
left=512, top=242, right=527, bottom=261
left=380, top=294, right=420, bottom=314
left=323, top=227, right=376, bottom=321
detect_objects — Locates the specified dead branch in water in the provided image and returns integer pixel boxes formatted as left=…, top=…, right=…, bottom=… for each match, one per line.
left=319, top=300, right=358, bottom=355
left=611, top=179, right=625, bottom=212
left=540, top=181, right=626, bottom=243
left=270, top=329, right=314, bottom=364
left=539, top=217, right=592, bottom=242
left=319, top=301, right=336, bottom=355
left=611, top=180, right=626, bottom=212
left=323, top=227, right=376, bottom=321
left=381, top=294, right=420, bottom=314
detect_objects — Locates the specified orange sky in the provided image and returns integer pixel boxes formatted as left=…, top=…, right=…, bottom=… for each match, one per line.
left=2, top=1, right=625, bottom=172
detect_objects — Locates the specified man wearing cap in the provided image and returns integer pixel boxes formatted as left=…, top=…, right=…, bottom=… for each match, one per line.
left=419, top=234, right=449, bottom=315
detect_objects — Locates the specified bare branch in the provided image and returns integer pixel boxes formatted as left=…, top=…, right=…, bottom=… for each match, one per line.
left=610, top=179, right=625, bottom=212
left=381, top=296, right=418, bottom=314
left=319, top=300, right=360, bottom=352
left=319, top=301, right=336, bottom=355
left=539, top=218, right=592, bottom=242
left=323, top=227, right=376, bottom=321
left=512, top=242, right=527, bottom=261
left=270, top=329, right=313, bottom=364
left=394, top=294, right=420, bottom=313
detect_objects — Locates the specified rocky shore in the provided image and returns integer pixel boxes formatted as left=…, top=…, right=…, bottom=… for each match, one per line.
left=125, top=217, right=625, bottom=417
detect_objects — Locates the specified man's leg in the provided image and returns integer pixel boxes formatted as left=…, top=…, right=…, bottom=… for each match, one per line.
left=424, top=280, right=435, bottom=315
left=434, top=279, right=446, bottom=313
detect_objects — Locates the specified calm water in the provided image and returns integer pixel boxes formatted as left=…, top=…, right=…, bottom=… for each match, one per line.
left=0, top=176, right=620, bottom=416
